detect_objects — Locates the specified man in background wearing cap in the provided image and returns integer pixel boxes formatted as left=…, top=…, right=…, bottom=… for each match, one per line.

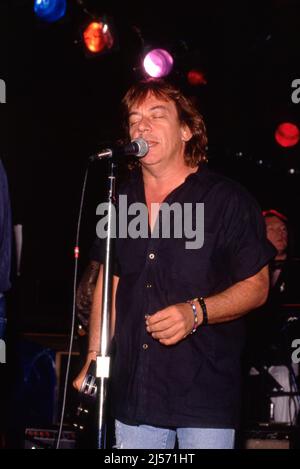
left=245, top=209, right=300, bottom=425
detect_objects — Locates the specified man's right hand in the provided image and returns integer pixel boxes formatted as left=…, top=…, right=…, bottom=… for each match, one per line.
left=73, top=352, right=97, bottom=392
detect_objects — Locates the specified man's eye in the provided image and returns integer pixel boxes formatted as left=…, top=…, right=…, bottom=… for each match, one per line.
left=129, top=121, right=138, bottom=127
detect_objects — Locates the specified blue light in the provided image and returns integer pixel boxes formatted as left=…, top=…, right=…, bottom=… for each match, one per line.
left=34, top=0, right=67, bottom=23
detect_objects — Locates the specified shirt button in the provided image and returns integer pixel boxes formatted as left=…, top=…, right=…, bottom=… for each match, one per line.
left=142, top=344, right=148, bottom=350
left=149, top=253, right=155, bottom=260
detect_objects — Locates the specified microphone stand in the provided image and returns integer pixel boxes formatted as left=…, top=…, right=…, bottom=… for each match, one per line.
left=96, top=158, right=117, bottom=449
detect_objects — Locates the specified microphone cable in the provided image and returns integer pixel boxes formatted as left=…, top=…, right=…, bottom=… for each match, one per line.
left=55, top=164, right=90, bottom=449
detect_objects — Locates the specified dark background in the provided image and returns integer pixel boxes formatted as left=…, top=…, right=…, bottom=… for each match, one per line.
left=1, top=0, right=300, bottom=333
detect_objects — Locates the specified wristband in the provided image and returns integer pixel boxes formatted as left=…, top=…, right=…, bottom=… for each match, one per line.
left=198, top=297, right=208, bottom=326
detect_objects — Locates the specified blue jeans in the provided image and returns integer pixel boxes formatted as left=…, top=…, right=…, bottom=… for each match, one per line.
left=115, top=420, right=235, bottom=449
left=0, top=295, right=6, bottom=340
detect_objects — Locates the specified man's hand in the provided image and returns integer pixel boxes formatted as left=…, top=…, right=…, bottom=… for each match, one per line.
left=73, top=352, right=97, bottom=392
left=145, top=303, right=195, bottom=346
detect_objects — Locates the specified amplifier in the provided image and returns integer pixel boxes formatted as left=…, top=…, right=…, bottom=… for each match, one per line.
left=245, top=437, right=290, bottom=449
left=242, top=424, right=297, bottom=449
left=24, top=427, right=76, bottom=449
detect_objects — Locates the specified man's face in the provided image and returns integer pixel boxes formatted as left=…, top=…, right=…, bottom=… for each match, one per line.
left=128, top=92, right=191, bottom=167
left=265, top=216, right=288, bottom=255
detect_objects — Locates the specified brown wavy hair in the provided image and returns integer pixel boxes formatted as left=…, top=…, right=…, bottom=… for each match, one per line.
left=121, top=78, right=208, bottom=167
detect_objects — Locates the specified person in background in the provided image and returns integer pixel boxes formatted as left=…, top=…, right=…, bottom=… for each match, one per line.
left=0, top=158, right=12, bottom=449
left=263, top=209, right=299, bottom=424
left=245, top=209, right=300, bottom=425
left=0, top=158, right=12, bottom=340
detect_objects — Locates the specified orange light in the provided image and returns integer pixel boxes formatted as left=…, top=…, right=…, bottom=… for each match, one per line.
left=83, top=21, right=114, bottom=54
left=275, top=122, right=300, bottom=148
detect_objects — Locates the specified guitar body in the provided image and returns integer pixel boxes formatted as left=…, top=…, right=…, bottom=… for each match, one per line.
left=72, top=360, right=115, bottom=448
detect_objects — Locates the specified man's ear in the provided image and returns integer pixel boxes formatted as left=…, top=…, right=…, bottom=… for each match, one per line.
left=181, top=124, right=193, bottom=142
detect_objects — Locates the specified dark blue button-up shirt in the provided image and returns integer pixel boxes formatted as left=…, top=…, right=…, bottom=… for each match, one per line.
left=106, top=165, right=276, bottom=428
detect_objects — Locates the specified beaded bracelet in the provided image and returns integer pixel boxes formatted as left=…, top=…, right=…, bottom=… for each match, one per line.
left=187, top=300, right=198, bottom=334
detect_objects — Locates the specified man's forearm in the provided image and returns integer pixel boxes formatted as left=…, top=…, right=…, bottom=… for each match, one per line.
left=76, top=260, right=101, bottom=329
left=88, top=269, right=119, bottom=354
left=202, top=265, right=269, bottom=325
left=87, top=265, right=103, bottom=354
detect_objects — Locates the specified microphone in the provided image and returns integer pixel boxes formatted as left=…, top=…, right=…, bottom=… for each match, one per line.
left=89, top=138, right=149, bottom=162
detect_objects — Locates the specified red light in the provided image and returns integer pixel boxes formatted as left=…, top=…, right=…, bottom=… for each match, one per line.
left=83, top=21, right=114, bottom=54
left=187, top=69, right=207, bottom=86
left=275, top=122, right=300, bottom=148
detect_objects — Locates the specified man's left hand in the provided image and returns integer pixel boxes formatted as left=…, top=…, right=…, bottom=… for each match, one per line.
left=145, top=303, right=195, bottom=346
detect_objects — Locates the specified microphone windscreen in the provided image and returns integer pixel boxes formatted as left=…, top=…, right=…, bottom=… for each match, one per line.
left=132, top=138, right=149, bottom=157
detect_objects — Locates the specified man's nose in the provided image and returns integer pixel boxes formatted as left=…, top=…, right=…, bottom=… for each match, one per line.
left=137, top=116, right=151, bottom=133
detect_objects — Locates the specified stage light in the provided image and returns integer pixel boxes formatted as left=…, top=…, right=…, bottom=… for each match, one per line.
left=143, top=49, right=174, bottom=78
left=83, top=20, right=114, bottom=55
left=34, top=0, right=66, bottom=23
left=187, top=69, right=207, bottom=86
left=275, top=122, right=300, bottom=148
